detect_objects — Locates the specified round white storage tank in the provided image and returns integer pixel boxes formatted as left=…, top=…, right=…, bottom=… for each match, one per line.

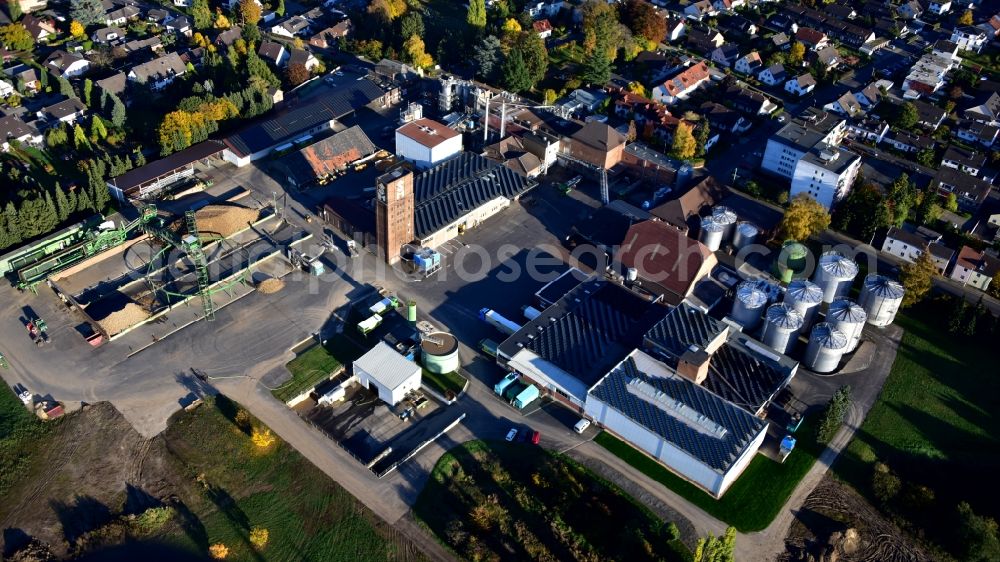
left=761, top=303, right=804, bottom=355
left=732, top=221, right=758, bottom=251
left=421, top=332, right=460, bottom=374
left=826, top=298, right=867, bottom=353
left=699, top=216, right=725, bottom=251
left=712, top=206, right=738, bottom=242
left=804, top=322, right=849, bottom=373
left=813, top=252, right=860, bottom=304
left=859, top=274, right=905, bottom=327
left=732, top=280, right=769, bottom=329
left=784, top=279, right=824, bottom=329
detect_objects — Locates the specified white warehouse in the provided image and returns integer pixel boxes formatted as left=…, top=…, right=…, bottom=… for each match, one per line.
left=585, top=349, right=768, bottom=498
left=395, top=118, right=463, bottom=170
left=353, top=341, right=422, bottom=406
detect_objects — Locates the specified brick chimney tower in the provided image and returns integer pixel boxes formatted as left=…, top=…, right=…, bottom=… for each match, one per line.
left=375, top=167, right=415, bottom=264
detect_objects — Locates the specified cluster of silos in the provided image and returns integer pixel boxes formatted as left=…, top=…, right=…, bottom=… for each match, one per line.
left=731, top=280, right=770, bottom=330
left=712, top=206, right=737, bottom=240
left=859, top=274, right=905, bottom=327
left=826, top=298, right=867, bottom=353
left=733, top=222, right=759, bottom=251
left=804, top=323, right=849, bottom=373
left=761, top=303, right=805, bottom=354
left=813, top=252, right=859, bottom=304
left=784, top=279, right=824, bottom=329
left=699, top=216, right=726, bottom=251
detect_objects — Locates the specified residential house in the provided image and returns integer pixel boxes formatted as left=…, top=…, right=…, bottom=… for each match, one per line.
left=214, top=26, right=242, bottom=48
left=795, top=27, right=828, bottom=50
left=903, top=53, right=955, bottom=96
left=700, top=101, right=751, bottom=134
left=36, top=97, right=87, bottom=127
left=734, top=51, right=762, bottom=75
left=927, top=1, right=952, bottom=16
left=4, top=64, right=40, bottom=92
left=711, top=45, right=741, bottom=67
left=666, top=16, right=687, bottom=42
left=92, top=26, right=125, bottom=43
left=941, top=146, right=987, bottom=177
left=258, top=41, right=288, bottom=67
left=685, top=27, right=725, bottom=55
left=13, top=0, right=46, bottom=13
left=949, top=246, right=1000, bottom=290
left=979, top=14, right=1000, bottom=38
left=883, top=129, right=935, bottom=153
left=771, top=32, right=790, bottom=50
left=310, top=20, right=352, bottom=49
left=173, top=0, right=191, bottom=6
left=166, top=16, right=191, bottom=36
left=122, top=36, right=162, bottom=55
left=719, top=15, right=757, bottom=38
left=651, top=61, right=711, bottom=105
left=0, top=115, right=42, bottom=151
left=483, top=135, right=545, bottom=178
left=289, top=49, right=319, bottom=71
left=951, top=26, right=988, bottom=53
left=824, top=92, right=864, bottom=118
left=811, top=45, right=841, bottom=69
left=569, top=121, right=627, bottom=169
left=932, top=39, right=960, bottom=60
left=956, top=120, right=999, bottom=148
left=532, top=19, right=553, bottom=39
left=825, top=4, right=857, bottom=20
left=105, top=5, right=140, bottom=26
left=146, top=8, right=172, bottom=25
left=846, top=117, right=889, bottom=143
left=44, top=50, right=89, bottom=78
left=0, top=79, right=13, bottom=98
left=897, top=0, right=923, bottom=20
left=21, top=14, right=57, bottom=43
left=127, top=52, right=187, bottom=90
left=713, top=0, right=746, bottom=12
left=758, top=64, right=786, bottom=86
left=932, top=167, right=991, bottom=213
left=271, top=15, right=312, bottom=38
left=882, top=227, right=953, bottom=274
left=784, top=74, right=816, bottom=97
left=727, top=85, right=777, bottom=116
left=855, top=82, right=884, bottom=108
left=910, top=99, right=947, bottom=130
left=649, top=175, right=728, bottom=233
left=559, top=88, right=610, bottom=116
left=684, top=0, right=718, bottom=20
left=96, top=72, right=127, bottom=97
left=963, top=92, right=1000, bottom=124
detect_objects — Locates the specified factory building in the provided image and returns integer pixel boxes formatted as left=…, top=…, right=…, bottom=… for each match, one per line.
left=395, top=118, right=463, bottom=170
left=353, top=341, right=422, bottom=406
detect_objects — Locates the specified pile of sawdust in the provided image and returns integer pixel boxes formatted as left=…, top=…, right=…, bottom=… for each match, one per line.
left=194, top=205, right=260, bottom=238
left=257, top=278, right=285, bottom=294
left=99, top=303, right=150, bottom=336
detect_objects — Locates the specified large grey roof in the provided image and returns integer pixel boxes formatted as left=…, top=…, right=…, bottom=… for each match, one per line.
left=704, top=337, right=793, bottom=414
left=353, top=341, right=421, bottom=391
left=413, top=153, right=536, bottom=238
left=644, top=302, right=726, bottom=359
left=590, top=352, right=766, bottom=473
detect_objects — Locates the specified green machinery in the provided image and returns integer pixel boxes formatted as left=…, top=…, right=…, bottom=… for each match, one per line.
left=15, top=206, right=161, bottom=292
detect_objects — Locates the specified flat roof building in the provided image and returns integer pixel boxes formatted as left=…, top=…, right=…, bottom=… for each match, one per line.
left=353, top=341, right=422, bottom=406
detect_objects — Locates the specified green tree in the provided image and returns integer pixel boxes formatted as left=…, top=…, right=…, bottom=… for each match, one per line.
left=8, top=0, right=22, bottom=21
left=872, top=462, right=901, bottom=504
left=4, top=201, right=21, bottom=245
left=70, top=0, right=104, bottom=27
left=73, top=123, right=89, bottom=150
left=275, top=0, right=284, bottom=17
left=894, top=101, right=918, bottom=129
left=238, top=0, right=261, bottom=25
left=619, top=0, right=665, bottom=43
left=90, top=116, right=107, bottom=141
left=694, top=121, right=710, bottom=157
left=915, top=191, right=941, bottom=225
left=467, top=0, right=486, bottom=29
left=83, top=78, right=93, bottom=107
left=18, top=195, right=58, bottom=239
left=899, top=246, right=937, bottom=307
left=916, top=148, right=935, bottom=167
left=516, top=32, right=548, bottom=89
left=958, top=501, right=1000, bottom=562
left=473, top=35, right=502, bottom=80
left=55, top=184, right=72, bottom=222
left=958, top=10, right=974, bottom=26
left=944, top=192, right=958, bottom=212
left=191, top=0, right=212, bottom=30
left=76, top=184, right=93, bottom=213
left=133, top=149, right=146, bottom=167
left=57, top=76, right=73, bottom=97
left=671, top=121, right=696, bottom=160
left=693, top=527, right=735, bottom=562
left=989, top=273, right=1000, bottom=299
left=501, top=48, right=531, bottom=93
left=399, top=11, right=424, bottom=41
left=788, top=41, right=805, bottom=65
left=110, top=94, right=126, bottom=128
left=581, top=48, right=612, bottom=85
left=0, top=23, right=34, bottom=51
left=816, top=385, right=851, bottom=444
left=779, top=193, right=831, bottom=241
left=887, top=173, right=916, bottom=227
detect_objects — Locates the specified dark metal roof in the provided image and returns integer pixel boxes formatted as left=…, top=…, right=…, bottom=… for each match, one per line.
left=535, top=267, right=587, bottom=308
left=645, top=302, right=726, bottom=359
left=110, top=140, right=224, bottom=191
left=413, top=152, right=536, bottom=239
left=225, top=79, right=384, bottom=157
left=704, top=340, right=791, bottom=414
left=590, top=353, right=765, bottom=472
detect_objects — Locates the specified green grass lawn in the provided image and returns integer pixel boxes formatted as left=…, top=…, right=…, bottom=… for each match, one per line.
left=159, top=395, right=428, bottom=561
left=420, top=369, right=467, bottom=398
left=415, top=440, right=691, bottom=562
left=596, top=416, right=824, bottom=532
left=0, top=385, right=50, bottom=498
left=832, top=300, right=1000, bottom=555
left=275, top=336, right=364, bottom=402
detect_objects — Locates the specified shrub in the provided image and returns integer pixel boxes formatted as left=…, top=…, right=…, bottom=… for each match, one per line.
left=209, top=543, right=229, bottom=559
left=251, top=427, right=276, bottom=449
left=816, top=385, right=851, bottom=444
left=130, top=506, right=175, bottom=534
left=872, top=462, right=901, bottom=504
left=249, top=526, right=269, bottom=549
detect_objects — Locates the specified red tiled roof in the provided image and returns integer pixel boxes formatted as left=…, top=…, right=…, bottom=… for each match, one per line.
left=795, top=27, right=827, bottom=45
left=533, top=19, right=553, bottom=33
left=662, top=62, right=710, bottom=96
left=616, top=220, right=713, bottom=298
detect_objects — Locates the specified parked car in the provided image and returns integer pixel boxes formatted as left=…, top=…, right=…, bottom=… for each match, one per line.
left=574, top=418, right=591, bottom=434
left=505, top=428, right=518, bottom=441
left=530, top=430, right=541, bottom=445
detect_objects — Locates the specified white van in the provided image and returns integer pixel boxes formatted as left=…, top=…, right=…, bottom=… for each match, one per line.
left=573, top=418, right=591, bottom=434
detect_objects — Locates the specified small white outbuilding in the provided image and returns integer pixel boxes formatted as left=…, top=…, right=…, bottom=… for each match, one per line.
left=353, top=341, right=422, bottom=406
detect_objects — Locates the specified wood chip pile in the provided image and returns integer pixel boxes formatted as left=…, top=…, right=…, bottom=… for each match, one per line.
left=194, top=205, right=260, bottom=238
left=257, top=278, right=285, bottom=294
left=98, top=303, right=150, bottom=336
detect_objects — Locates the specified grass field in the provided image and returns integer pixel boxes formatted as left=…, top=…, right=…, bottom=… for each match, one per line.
left=275, top=336, right=364, bottom=402
left=420, top=369, right=467, bottom=398
left=414, top=440, right=691, bottom=562
left=833, top=300, right=1000, bottom=555
left=596, top=417, right=824, bottom=532
left=159, top=395, right=428, bottom=561
left=0, top=385, right=50, bottom=498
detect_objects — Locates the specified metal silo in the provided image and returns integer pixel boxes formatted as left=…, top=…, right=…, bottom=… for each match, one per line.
left=733, top=222, right=758, bottom=251
left=732, top=280, right=769, bottom=329
left=804, top=323, right=849, bottom=373
left=859, top=274, right=905, bottom=327
left=813, top=252, right=859, bottom=304
left=784, top=279, right=824, bottom=329
left=712, top=206, right=738, bottom=243
left=699, top=216, right=725, bottom=252
left=776, top=240, right=809, bottom=283
left=827, top=298, right=867, bottom=353
left=761, top=303, right=804, bottom=355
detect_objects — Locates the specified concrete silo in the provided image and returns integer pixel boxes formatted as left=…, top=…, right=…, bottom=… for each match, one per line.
left=761, top=303, right=804, bottom=355
left=784, top=279, right=824, bottom=329
left=826, top=298, right=867, bottom=353
left=813, top=252, right=860, bottom=304
left=712, top=206, right=738, bottom=243
left=731, top=280, right=769, bottom=329
left=699, top=216, right=725, bottom=252
left=733, top=222, right=758, bottom=251
left=859, top=274, right=905, bottom=327
left=804, top=323, right=849, bottom=373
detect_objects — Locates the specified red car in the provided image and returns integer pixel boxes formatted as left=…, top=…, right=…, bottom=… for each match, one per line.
left=530, top=430, right=541, bottom=445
